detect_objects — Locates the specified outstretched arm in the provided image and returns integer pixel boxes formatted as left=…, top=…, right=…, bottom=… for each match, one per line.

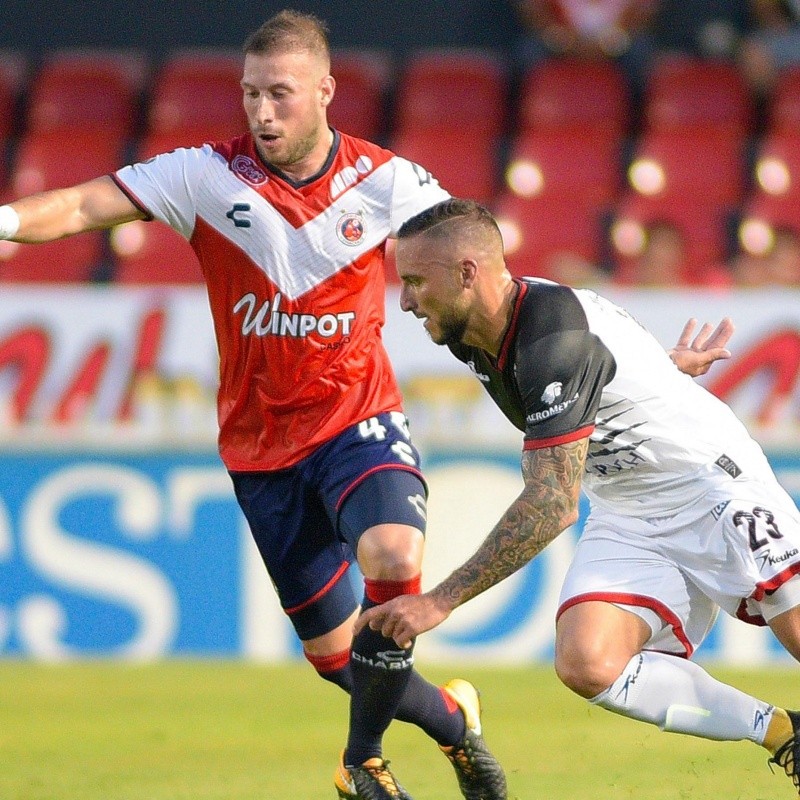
left=669, top=317, right=734, bottom=377
left=355, top=437, right=588, bottom=647
left=0, top=176, right=145, bottom=243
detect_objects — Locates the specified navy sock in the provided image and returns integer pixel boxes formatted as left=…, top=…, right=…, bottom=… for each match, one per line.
left=345, top=578, right=418, bottom=765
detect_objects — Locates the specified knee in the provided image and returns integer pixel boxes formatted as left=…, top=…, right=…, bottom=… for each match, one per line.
left=554, top=642, right=629, bottom=699
left=357, top=524, right=424, bottom=580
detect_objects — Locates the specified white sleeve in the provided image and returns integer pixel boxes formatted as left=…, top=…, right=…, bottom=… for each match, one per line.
left=115, top=145, right=216, bottom=239
left=388, top=156, right=451, bottom=237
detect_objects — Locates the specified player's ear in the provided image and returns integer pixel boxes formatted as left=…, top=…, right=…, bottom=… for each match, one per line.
left=460, top=260, right=478, bottom=288
left=320, top=75, right=335, bottom=107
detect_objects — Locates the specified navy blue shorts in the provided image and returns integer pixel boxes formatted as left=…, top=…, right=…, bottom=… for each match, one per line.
left=230, top=412, right=427, bottom=641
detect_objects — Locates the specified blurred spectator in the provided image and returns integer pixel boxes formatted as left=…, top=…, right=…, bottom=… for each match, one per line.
left=732, top=224, right=800, bottom=285
left=739, top=0, right=800, bottom=97
left=544, top=250, right=611, bottom=287
left=651, top=0, right=754, bottom=59
left=613, top=218, right=733, bottom=287
left=511, top=0, right=659, bottom=99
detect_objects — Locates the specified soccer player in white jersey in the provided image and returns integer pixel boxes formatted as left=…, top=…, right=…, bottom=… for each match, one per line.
left=358, top=198, right=800, bottom=798
left=0, top=11, right=512, bottom=800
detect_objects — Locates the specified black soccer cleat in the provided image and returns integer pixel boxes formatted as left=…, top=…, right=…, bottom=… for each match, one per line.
left=440, top=679, right=508, bottom=800
left=768, top=709, right=800, bottom=796
left=334, top=750, right=414, bottom=800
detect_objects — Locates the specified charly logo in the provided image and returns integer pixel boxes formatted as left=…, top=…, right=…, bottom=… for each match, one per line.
left=231, top=155, right=268, bottom=186
left=336, top=212, right=365, bottom=245
left=541, top=381, right=563, bottom=405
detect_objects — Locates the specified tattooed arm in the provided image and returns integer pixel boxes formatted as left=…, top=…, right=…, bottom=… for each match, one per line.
left=355, top=437, right=588, bottom=648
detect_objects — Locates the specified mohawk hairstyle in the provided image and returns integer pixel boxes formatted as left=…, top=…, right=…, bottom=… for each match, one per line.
left=397, top=198, right=502, bottom=241
left=243, top=9, right=330, bottom=60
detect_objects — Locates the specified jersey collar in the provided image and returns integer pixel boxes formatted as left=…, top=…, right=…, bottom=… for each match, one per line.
left=257, top=127, right=340, bottom=189
left=495, top=279, right=527, bottom=371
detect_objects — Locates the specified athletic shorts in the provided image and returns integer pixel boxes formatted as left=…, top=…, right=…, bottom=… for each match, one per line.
left=558, top=476, right=800, bottom=657
left=230, top=412, right=427, bottom=641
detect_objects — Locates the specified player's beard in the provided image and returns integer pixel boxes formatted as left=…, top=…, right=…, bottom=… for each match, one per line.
left=257, top=121, right=324, bottom=171
left=430, top=308, right=468, bottom=347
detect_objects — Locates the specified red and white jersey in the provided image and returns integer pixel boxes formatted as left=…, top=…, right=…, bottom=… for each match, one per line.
left=114, top=131, right=449, bottom=471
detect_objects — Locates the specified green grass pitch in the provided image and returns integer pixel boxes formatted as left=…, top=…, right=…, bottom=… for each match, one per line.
left=0, top=661, right=796, bottom=799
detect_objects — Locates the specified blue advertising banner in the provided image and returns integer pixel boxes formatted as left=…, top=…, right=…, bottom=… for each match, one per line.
left=1, top=446, right=799, bottom=663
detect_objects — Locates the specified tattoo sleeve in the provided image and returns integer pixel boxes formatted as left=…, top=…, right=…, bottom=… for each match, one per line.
left=430, top=437, right=588, bottom=612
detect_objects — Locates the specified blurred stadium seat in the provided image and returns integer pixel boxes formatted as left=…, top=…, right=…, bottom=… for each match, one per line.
left=737, top=192, right=800, bottom=257
left=0, top=129, right=124, bottom=282
left=750, top=131, right=800, bottom=202
left=391, top=127, right=498, bottom=203
left=516, top=58, right=630, bottom=143
left=147, top=48, right=247, bottom=142
left=0, top=235, right=105, bottom=283
left=608, top=192, right=731, bottom=285
left=492, top=193, right=602, bottom=279
left=393, top=47, right=507, bottom=138
left=10, top=130, right=123, bottom=196
left=110, top=219, right=202, bottom=285
left=25, top=48, right=147, bottom=141
left=328, top=49, right=391, bottom=141
left=0, top=50, right=26, bottom=142
left=625, top=129, right=745, bottom=207
left=503, top=131, right=622, bottom=209
left=766, top=65, right=800, bottom=135
left=643, top=55, right=753, bottom=139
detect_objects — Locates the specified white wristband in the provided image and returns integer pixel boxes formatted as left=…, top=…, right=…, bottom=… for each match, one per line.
left=0, top=205, right=20, bottom=240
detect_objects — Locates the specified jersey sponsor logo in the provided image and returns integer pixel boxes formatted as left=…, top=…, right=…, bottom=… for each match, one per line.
left=225, top=203, right=251, bottom=228
left=757, top=547, right=799, bottom=570
left=526, top=393, right=579, bottom=423
left=233, top=292, right=355, bottom=339
left=541, top=381, right=563, bottom=404
left=336, top=212, right=365, bottom=245
left=231, top=155, right=268, bottom=186
left=330, top=155, right=375, bottom=200
left=714, top=454, right=742, bottom=478
left=467, top=360, right=491, bottom=382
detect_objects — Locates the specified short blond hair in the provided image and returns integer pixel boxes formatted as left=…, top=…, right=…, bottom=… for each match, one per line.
left=243, top=9, right=330, bottom=67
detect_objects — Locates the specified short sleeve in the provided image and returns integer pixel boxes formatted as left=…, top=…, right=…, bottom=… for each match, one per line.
left=516, top=329, right=615, bottom=448
left=388, top=156, right=450, bottom=237
left=114, top=145, right=214, bottom=239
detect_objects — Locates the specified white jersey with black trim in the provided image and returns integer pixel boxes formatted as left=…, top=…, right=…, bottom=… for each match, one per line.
left=450, top=278, right=777, bottom=517
left=113, top=131, right=450, bottom=471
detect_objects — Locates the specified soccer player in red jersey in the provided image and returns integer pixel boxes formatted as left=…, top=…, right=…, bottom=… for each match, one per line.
left=0, top=10, right=509, bottom=800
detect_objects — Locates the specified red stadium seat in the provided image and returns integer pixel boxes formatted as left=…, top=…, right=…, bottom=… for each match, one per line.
left=625, top=130, right=745, bottom=207
left=25, top=49, right=147, bottom=140
left=147, top=48, right=247, bottom=142
left=10, top=130, right=123, bottom=196
left=391, top=128, right=498, bottom=203
left=517, top=58, right=630, bottom=141
left=608, top=191, right=730, bottom=285
left=110, top=219, right=202, bottom=285
left=503, top=131, right=622, bottom=208
left=768, top=65, right=800, bottom=135
left=644, top=55, right=753, bottom=138
left=737, top=192, right=800, bottom=257
left=328, top=49, right=391, bottom=141
left=492, top=192, right=603, bottom=279
left=0, top=49, right=26, bottom=142
left=750, top=131, right=800, bottom=202
left=0, top=236, right=104, bottom=283
left=393, top=48, right=507, bottom=137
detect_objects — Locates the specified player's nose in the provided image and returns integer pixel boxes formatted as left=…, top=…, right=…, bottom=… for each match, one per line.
left=399, top=286, right=416, bottom=313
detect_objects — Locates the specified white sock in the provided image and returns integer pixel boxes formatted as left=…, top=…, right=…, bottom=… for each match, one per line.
left=590, top=651, right=774, bottom=743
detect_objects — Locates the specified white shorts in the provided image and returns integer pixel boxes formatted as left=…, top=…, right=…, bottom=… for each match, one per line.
left=558, top=476, right=800, bottom=656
